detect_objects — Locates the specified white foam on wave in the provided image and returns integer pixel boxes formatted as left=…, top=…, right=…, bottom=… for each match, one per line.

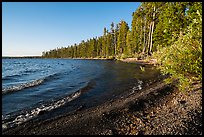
left=2, top=79, right=45, bottom=95
left=2, top=72, right=61, bottom=95
left=130, top=80, right=143, bottom=94
left=2, top=90, right=82, bottom=130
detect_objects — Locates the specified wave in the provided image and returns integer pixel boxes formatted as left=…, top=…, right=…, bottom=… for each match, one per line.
left=2, top=80, right=96, bottom=130
left=2, top=79, right=45, bottom=95
left=79, top=80, right=96, bottom=93
left=129, top=80, right=144, bottom=95
left=24, top=69, right=39, bottom=74
left=10, top=91, right=82, bottom=125
left=2, top=74, right=22, bottom=80
left=2, top=73, right=62, bottom=95
left=3, top=70, right=39, bottom=81
left=44, top=73, right=61, bottom=81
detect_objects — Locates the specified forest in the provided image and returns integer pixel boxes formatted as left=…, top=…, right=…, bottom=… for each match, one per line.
left=42, top=2, right=202, bottom=91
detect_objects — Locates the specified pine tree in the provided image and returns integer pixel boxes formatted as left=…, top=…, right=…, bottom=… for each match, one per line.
left=110, top=22, right=115, bottom=57
left=117, top=20, right=129, bottom=57
left=102, top=27, right=107, bottom=57
left=125, top=30, right=132, bottom=56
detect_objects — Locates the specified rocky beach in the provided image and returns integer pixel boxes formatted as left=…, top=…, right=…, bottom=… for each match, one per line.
left=3, top=70, right=202, bottom=135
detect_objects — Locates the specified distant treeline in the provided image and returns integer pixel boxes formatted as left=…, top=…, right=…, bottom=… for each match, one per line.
left=42, top=2, right=201, bottom=60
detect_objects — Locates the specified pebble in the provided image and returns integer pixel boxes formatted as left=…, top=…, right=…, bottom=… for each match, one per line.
left=2, top=124, right=7, bottom=129
left=3, top=81, right=201, bottom=135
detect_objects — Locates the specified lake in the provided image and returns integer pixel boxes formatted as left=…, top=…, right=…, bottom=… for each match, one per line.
left=2, top=58, right=160, bottom=130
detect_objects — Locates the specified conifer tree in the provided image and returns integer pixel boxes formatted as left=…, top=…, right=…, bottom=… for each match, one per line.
left=117, top=20, right=129, bottom=57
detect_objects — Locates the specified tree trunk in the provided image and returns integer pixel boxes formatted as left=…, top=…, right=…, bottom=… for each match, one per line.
left=142, top=17, right=146, bottom=54
left=149, top=21, right=154, bottom=55
left=114, top=34, right=117, bottom=56
left=149, top=6, right=156, bottom=56
left=140, top=18, right=143, bottom=51
left=147, top=22, right=152, bottom=55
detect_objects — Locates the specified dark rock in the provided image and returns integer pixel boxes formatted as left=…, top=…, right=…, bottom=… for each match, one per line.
left=38, top=110, right=47, bottom=115
left=179, top=100, right=186, bottom=104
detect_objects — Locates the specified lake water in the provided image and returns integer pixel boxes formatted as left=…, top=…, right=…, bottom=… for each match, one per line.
left=2, top=58, right=160, bottom=130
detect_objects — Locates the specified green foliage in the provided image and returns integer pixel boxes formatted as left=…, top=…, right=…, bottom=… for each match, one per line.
left=153, top=9, right=202, bottom=91
left=140, top=66, right=145, bottom=72
left=153, top=2, right=189, bottom=49
left=117, top=20, right=129, bottom=56
left=120, top=53, right=130, bottom=59
left=107, top=56, right=115, bottom=60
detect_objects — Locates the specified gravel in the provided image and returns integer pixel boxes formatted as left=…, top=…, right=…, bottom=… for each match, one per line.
left=3, top=78, right=202, bottom=135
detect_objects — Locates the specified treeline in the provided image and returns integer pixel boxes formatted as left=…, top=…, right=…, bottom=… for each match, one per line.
left=42, top=2, right=201, bottom=59
left=42, top=2, right=202, bottom=91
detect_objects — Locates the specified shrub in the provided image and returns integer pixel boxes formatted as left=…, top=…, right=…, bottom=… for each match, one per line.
left=153, top=11, right=202, bottom=91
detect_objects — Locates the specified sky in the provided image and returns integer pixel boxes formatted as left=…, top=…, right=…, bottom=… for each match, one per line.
left=2, top=2, right=141, bottom=57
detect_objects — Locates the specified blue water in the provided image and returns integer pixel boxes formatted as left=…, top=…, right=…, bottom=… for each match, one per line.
left=2, top=58, right=160, bottom=129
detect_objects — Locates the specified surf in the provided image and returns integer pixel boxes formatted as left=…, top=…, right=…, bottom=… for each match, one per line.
left=2, top=79, right=96, bottom=131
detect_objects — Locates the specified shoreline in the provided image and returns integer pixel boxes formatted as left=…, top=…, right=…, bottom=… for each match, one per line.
left=119, top=58, right=157, bottom=65
left=67, top=57, right=158, bottom=66
left=72, top=57, right=157, bottom=65
left=3, top=74, right=202, bottom=135
left=3, top=57, right=157, bottom=66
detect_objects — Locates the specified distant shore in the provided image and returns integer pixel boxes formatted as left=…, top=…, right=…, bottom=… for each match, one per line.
left=3, top=57, right=157, bottom=66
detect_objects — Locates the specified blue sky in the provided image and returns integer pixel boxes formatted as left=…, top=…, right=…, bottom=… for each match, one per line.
left=2, top=2, right=141, bottom=56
